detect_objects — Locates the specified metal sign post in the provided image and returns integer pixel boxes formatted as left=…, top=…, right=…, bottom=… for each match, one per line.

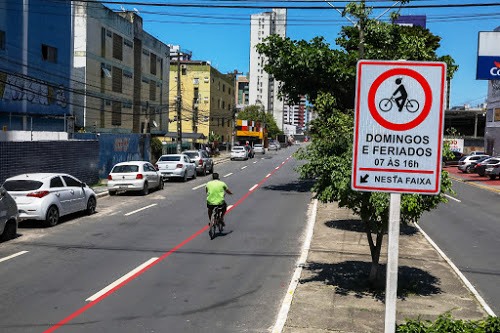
left=384, top=193, right=401, bottom=333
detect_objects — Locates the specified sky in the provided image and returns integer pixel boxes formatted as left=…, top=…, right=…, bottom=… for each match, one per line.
left=104, top=0, right=500, bottom=108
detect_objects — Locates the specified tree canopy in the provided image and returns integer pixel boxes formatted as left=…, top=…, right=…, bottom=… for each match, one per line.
left=256, top=2, right=458, bottom=284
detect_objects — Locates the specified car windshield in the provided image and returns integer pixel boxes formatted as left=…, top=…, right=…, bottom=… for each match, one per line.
left=458, top=156, right=467, bottom=161
left=254, top=144, right=262, bottom=147
left=112, top=165, right=139, bottom=173
left=232, top=147, right=244, bottom=151
left=159, top=156, right=181, bottom=162
left=183, top=152, right=198, bottom=158
left=3, top=180, right=43, bottom=191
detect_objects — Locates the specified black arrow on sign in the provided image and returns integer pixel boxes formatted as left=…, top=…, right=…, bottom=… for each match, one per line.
left=360, top=174, right=369, bottom=183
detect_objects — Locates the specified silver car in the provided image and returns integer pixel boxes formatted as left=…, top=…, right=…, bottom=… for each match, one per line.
left=0, top=186, right=18, bottom=241
left=108, top=161, right=163, bottom=196
left=253, top=143, right=265, bottom=154
left=182, top=150, right=214, bottom=176
left=3, top=173, right=97, bottom=227
left=230, top=146, right=249, bottom=160
left=156, top=154, right=197, bottom=182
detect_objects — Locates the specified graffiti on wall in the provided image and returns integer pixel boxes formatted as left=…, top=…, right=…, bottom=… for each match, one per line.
left=0, top=71, right=67, bottom=108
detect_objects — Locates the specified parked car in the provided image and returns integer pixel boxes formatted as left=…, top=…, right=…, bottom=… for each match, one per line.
left=485, top=160, right=500, bottom=180
left=156, top=154, right=197, bottom=181
left=230, top=146, right=249, bottom=160
left=457, top=155, right=489, bottom=173
left=2, top=173, right=97, bottom=227
left=0, top=186, right=18, bottom=241
left=253, top=143, right=265, bottom=154
left=468, top=151, right=487, bottom=155
left=462, top=156, right=491, bottom=174
left=474, top=157, right=500, bottom=177
left=182, top=150, right=214, bottom=176
left=443, top=151, right=463, bottom=166
left=268, top=142, right=279, bottom=151
left=108, top=161, right=163, bottom=195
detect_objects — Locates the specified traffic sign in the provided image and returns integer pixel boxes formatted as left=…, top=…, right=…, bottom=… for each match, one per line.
left=352, top=60, right=447, bottom=194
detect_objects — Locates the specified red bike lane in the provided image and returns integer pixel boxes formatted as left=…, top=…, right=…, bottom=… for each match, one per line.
left=443, top=165, right=500, bottom=193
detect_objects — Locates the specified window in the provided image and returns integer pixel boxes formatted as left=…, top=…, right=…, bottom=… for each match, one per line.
left=150, top=53, right=157, bottom=75
left=222, top=84, right=225, bottom=92
left=112, top=33, right=123, bottom=60
left=50, top=177, right=64, bottom=188
left=150, top=81, right=156, bottom=101
left=62, top=176, right=81, bottom=187
left=100, top=28, right=106, bottom=57
left=112, top=67, right=122, bottom=93
left=112, top=101, right=122, bottom=126
left=41, top=44, right=57, bottom=63
left=0, top=31, right=5, bottom=50
left=124, top=39, right=133, bottom=48
left=495, top=108, right=500, bottom=122
left=193, top=77, right=199, bottom=85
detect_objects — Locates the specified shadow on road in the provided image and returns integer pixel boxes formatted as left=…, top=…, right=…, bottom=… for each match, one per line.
left=262, top=179, right=314, bottom=193
left=300, top=260, right=442, bottom=301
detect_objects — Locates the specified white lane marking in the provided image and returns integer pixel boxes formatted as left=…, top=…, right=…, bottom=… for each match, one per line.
left=266, top=173, right=272, bottom=178
left=273, top=199, right=318, bottom=333
left=281, top=161, right=285, bottom=165
left=124, top=204, right=157, bottom=216
left=86, top=257, right=158, bottom=302
left=275, top=166, right=280, bottom=170
left=445, top=194, right=461, bottom=203
left=241, top=166, right=248, bottom=170
left=253, top=161, right=257, bottom=164
left=192, top=183, right=207, bottom=190
left=227, top=205, right=233, bottom=210
left=249, top=184, right=258, bottom=192
left=415, top=223, right=496, bottom=316
left=0, top=251, right=29, bottom=263
left=223, top=173, right=233, bottom=178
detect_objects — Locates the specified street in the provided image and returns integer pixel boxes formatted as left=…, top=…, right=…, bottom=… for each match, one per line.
left=419, top=174, right=500, bottom=315
left=0, top=147, right=312, bottom=333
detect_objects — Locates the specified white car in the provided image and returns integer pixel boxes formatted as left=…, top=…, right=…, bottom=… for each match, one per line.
left=2, top=173, right=97, bottom=227
left=230, top=146, right=249, bottom=160
left=108, top=161, right=163, bottom=195
left=156, top=154, right=197, bottom=182
left=253, top=143, right=265, bottom=154
left=0, top=186, right=18, bottom=241
left=457, top=155, right=489, bottom=173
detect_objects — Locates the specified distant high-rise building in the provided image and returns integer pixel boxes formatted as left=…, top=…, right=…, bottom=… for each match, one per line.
left=283, top=97, right=306, bottom=132
left=249, top=9, right=286, bottom=130
left=235, top=75, right=249, bottom=112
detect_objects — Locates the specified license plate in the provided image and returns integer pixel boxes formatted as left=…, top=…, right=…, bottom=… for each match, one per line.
left=486, top=168, right=493, bottom=172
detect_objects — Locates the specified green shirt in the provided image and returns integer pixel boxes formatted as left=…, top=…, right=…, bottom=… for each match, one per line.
left=206, top=180, right=227, bottom=205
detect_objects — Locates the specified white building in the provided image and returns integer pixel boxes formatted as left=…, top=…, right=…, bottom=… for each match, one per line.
left=249, top=9, right=286, bottom=130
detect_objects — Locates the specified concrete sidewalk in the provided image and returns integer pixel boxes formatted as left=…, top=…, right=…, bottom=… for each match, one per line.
left=281, top=201, right=490, bottom=333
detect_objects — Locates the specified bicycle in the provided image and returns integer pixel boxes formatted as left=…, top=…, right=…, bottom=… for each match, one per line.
left=209, top=205, right=224, bottom=239
left=378, top=97, right=419, bottom=113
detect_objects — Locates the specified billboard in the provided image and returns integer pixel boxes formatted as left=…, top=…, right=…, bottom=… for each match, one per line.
left=394, top=15, right=426, bottom=28
left=476, top=31, right=500, bottom=80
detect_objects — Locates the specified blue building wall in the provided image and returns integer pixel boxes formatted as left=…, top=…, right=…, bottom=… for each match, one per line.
left=0, top=1, right=72, bottom=131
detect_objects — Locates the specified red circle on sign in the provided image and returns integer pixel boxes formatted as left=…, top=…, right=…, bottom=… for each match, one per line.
left=367, top=68, right=432, bottom=131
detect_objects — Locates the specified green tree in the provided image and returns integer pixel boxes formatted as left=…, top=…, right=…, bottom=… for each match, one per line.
left=258, top=2, right=457, bottom=284
left=237, top=105, right=282, bottom=138
left=150, top=137, right=163, bottom=163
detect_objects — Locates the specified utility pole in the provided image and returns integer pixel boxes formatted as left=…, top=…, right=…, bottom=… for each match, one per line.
left=176, top=51, right=182, bottom=153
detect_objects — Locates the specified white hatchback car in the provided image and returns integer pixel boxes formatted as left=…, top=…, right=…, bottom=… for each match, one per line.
left=155, top=154, right=197, bottom=182
left=230, top=146, right=249, bottom=160
left=253, top=144, right=265, bottom=154
left=457, top=155, right=489, bottom=173
left=2, top=173, right=97, bottom=227
left=107, top=161, right=163, bottom=195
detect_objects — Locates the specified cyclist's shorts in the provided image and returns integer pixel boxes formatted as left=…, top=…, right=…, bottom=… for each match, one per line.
left=207, top=201, right=226, bottom=209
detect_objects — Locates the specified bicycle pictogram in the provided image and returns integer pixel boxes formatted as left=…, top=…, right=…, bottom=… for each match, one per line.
left=378, top=78, right=420, bottom=113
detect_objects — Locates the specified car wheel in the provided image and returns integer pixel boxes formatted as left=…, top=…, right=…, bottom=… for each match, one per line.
left=182, top=172, right=187, bottom=182
left=193, top=170, right=197, bottom=179
left=45, top=205, right=59, bottom=227
left=142, top=182, right=149, bottom=195
left=465, top=165, right=473, bottom=174
left=158, top=179, right=164, bottom=190
left=86, top=196, right=97, bottom=215
left=202, top=166, right=207, bottom=176
left=489, top=174, right=497, bottom=180
left=0, top=220, right=17, bottom=241
left=108, top=190, right=116, bottom=196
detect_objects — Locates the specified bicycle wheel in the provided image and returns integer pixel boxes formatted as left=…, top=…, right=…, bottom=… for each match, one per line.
left=405, top=99, right=419, bottom=113
left=217, top=211, right=224, bottom=233
left=209, top=215, right=216, bottom=239
left=378, top=98, right=393, bottom=112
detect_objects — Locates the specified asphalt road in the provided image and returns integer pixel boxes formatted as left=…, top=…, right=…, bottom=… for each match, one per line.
left=0, top=146, right=313, bottom=333
left=419, top=179, right=500, bottom=315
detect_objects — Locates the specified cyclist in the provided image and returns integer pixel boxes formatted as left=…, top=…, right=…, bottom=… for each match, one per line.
left=392, top=78, right=408, bottom=112
left=206, top=173, right=232, bottom=226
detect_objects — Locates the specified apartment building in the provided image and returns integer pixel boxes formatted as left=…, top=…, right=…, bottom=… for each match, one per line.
left=235, top=75, right=249, bottom=112
left=168, top=61, right=235, bottom=146
left=73, top=2, right=170, bottom=134
left=249, top=9, right=287, bottom=130
left=283, top=97, right=306, bottom=132
left=0, top=0, right=73, bottom=133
